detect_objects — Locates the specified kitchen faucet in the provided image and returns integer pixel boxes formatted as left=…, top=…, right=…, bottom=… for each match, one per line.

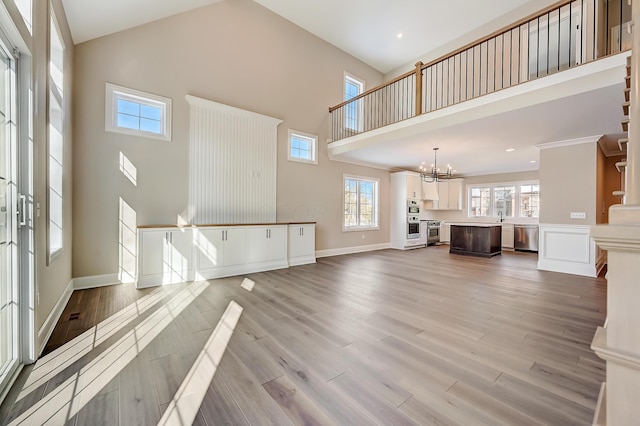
left=499, top=211, right=504, bottom=222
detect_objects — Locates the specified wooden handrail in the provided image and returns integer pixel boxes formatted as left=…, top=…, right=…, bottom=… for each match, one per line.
left=328, top=68, right=416, bottom=112
left=328, top=0, right=573, bottom=113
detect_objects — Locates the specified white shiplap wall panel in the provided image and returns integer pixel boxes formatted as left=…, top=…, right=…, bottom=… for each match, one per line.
left=186, top=95, right=282, bottom=224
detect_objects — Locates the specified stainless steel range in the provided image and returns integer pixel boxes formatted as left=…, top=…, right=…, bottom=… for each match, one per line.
left=426, top=220, right=442, bottom=245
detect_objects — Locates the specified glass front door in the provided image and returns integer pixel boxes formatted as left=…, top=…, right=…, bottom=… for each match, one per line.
left=0, top=40, right=18, bottom=394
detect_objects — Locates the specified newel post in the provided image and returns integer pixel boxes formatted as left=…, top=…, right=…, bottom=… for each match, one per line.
left=414, top=61, right=423, bottom=117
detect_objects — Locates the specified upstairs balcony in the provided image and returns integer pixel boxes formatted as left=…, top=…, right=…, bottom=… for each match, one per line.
left=328, top=0, right=631, bottom=174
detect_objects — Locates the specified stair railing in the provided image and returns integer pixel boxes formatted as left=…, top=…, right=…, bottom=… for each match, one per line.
left=329, top=0, right=631, bottom=142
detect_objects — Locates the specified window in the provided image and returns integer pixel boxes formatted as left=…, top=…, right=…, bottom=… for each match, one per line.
left=494, top=185, right=516, bottom=218
left=468, top=181, right=540, bottom=220
left=105, top=83, right=172, bottom=141
left=288, top=129, right=317, bottom=164
left=344, top=73, right=364, bottom=132
left=343, top=175, right=379, bottom=230
left=470, top=187, right=491, bottom=217
left=520, top=184, right=540, bottom=218
left=48, top=12, right=64, bottom=261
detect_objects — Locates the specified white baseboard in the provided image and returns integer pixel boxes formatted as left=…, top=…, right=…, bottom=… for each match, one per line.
left=537, top=224, right=597, bottom=277
left=315, top=243, right=391, bottom=258
left=37, top=279, right=73, bottom=356
left=72, top=273, right=122, bottom=290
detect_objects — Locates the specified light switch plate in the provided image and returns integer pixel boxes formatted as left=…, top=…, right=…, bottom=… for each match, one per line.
left=570, top=212, right=586, bottom=219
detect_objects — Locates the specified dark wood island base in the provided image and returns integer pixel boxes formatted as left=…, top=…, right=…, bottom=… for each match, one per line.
left=450, top=224, right=502, bottom=257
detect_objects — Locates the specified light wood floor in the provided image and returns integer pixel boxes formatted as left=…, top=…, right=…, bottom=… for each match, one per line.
left=0, top=246, right=606, bottom=425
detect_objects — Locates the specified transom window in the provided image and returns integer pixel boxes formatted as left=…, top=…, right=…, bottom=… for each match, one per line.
left=468, top=181, right=540, bottom=219
left=343, top=175, right=379, bottom=230
left=105, top=83, right=172, bottom=141
left=288, top=129, right=317, bottom=164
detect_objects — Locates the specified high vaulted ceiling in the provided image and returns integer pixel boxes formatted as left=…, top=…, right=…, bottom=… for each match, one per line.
left=63, top=0, right=546, bottom=74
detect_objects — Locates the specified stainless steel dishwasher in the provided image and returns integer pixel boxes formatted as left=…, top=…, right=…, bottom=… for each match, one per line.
left=514, top=225, right=539, bottom=252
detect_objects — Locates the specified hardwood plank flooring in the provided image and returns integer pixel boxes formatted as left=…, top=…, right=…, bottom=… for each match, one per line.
left=0, top=246, right=606, bottom=425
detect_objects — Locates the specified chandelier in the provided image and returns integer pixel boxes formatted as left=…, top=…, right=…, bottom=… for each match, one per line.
left=419, top=148, right=453, bottom=182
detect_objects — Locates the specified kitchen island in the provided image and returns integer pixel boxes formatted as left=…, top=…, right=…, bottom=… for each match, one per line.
left=450, top=224, right=502, bottom=257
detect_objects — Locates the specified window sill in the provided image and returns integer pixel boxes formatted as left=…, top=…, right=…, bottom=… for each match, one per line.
left=342, top=226, right=380, bottom=233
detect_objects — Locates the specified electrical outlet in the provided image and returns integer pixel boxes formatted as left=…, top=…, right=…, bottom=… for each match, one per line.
left=570, top=212, right=586, bottom=219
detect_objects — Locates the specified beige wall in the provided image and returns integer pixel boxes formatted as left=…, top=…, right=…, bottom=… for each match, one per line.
left=540, top=142, right=597, bottom=225
left=420, top=170, right=539, bottom=222
left=72, top=0, right=387, bottom=278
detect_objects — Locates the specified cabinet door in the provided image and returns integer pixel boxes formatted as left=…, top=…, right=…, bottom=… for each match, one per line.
left=223, top=228, right=246, bottom=266
left=501, top=225, right=514, bottom=249
left=266, top=226, right=288, bottom=262
left=406, top=175, right=421, bottom=199
left=440, top=223, right=451, bottom=243
left=195, top=228, right=224, bottom=270
left=140, top=230, right=166, bottom=277
left=448, top=180, right=462, bottom=210
left=288, top=224, right=316, bottom=265
left=246, top=227, right=270, bottom=263
left=167, top=229, right=193, bottom=282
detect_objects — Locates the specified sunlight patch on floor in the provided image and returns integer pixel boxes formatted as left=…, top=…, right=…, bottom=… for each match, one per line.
left=10, top=281, right=209, bottom=425
left=158, top=300, right=243, bottom=425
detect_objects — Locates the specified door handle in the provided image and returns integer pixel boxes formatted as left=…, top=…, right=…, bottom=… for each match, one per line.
left=17, top=194, right=26, bottom=227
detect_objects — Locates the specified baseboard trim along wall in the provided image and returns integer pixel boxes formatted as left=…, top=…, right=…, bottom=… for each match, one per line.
left=72, top=273, right=123, bottom=290
left=37, top=279, right=74, bottom=356
left=315, top=243, right=391, bottom=258
left=537, top=224, right=597, bottom=277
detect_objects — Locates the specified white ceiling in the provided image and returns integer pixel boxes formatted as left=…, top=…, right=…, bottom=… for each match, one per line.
left=61, top=0, right=224, bottom=44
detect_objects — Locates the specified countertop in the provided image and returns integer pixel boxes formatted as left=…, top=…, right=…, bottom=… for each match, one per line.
left=449, top=223, right=503, bottom=227
left=138, top=222, right=316, bottom=229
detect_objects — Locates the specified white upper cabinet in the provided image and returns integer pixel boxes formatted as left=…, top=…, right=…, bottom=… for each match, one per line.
left=406, top=174, right=422, bottom=199
left=428, top=179, right=463, bottom=210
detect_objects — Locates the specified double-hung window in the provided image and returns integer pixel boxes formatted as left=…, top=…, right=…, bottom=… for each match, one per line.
left=343, top=175, right=379, bottom=230
left=469, top=187, right=491, bottom=217
left=344, top=74, right=364, bottom=132
left=105, top=83, right=172, bottom=141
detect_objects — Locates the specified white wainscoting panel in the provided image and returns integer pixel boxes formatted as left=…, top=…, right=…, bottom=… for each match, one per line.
left=186, top=95, right=282, bottom=224
left=538, top=224, right=597, bottom=277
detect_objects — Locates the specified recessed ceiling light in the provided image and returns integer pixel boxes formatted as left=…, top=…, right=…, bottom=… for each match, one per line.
left=397, top=32, right=404, bottom=39
left=505, top=148, right=516, bottom=152
left=530, top=160, right=537, bottom=163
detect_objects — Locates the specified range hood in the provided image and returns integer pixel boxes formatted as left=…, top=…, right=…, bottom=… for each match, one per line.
left=422, top=181, right=439, bottom=200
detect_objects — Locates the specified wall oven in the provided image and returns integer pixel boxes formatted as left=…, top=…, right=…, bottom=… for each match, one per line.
left=407, top=216, right=420, bottom=239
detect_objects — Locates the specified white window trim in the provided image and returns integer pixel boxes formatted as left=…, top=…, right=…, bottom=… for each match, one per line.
left=342, top=174, right=380, bottom=232
left=287, top=129, right=318, bottom=165
left=105, top=83, right=172, bottom=141
left=344, top=72, right=365, bottom=133
left=467, top=180, right=540, bottom=222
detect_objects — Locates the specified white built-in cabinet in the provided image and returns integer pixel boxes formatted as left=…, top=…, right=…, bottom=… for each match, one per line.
left=406, top=174, right=422, bottom=199
left=137, top=223, right=315, bottom=288
left=440, top=223, right=451, bottom=243
left=501, top=224, right=514, bottom=249
left=194, top=227, right=246, bottom=274
left=431, top=179, right=463, bottom=210
left=139, top=228, right=194, bottom=286
left=288, top=224, right=316, bottom=266
left=246, top=226, right=288, bottom=264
